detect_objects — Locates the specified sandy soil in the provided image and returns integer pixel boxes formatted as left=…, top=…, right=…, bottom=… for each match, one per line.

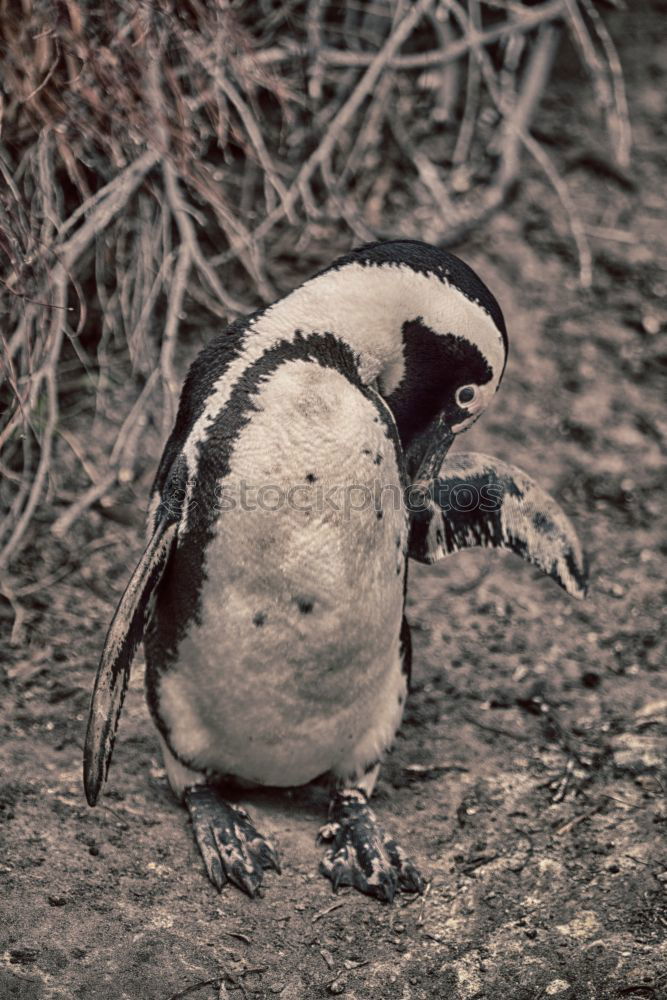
left=1, top=7, right=666, bottom=1000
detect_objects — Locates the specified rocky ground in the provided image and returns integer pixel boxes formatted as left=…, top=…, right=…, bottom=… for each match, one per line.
left=1, top=6, right=666, bottom=999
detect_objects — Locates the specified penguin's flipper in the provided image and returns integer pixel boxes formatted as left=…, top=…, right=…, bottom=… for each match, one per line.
left=84, top=518, right=177, bottom=806
left=408, top=452, right=587, bottom=599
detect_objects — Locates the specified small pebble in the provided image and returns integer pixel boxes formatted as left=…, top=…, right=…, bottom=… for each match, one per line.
left=320, top=949, right=335, bottom=970
left=330, top=976, right=347, bottom=994
left=546, top=979, right=571, bottom=996
left=642, top=314, right=661, bottom=335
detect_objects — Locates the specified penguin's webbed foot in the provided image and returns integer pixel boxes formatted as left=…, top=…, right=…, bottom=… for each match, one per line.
left=318, top=789, right=425, bottom=903
left=185, top=785, right=281, bottom=897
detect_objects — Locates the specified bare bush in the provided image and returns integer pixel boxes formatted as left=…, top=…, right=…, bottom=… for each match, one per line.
left=0, top=0, right=629, bottom=569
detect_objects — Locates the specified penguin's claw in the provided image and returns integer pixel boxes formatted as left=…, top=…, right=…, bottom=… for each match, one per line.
left=318, top=790, right=425, bottom=903
left=384, top=838, right=426, bottom=894
left=185, top=786, right=280, bottom=897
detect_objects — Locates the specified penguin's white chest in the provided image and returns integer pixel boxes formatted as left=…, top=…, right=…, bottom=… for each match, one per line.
left=156, top=360, right=408, bottom=786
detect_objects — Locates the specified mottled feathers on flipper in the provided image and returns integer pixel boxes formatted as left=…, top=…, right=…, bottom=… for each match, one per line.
left=83, top=516, right=177, bottom=805
left=408, top=452, right=588, bottom=599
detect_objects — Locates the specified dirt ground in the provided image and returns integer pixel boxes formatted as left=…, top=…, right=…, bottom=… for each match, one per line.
left=1, top=8, right=666, bottom=1000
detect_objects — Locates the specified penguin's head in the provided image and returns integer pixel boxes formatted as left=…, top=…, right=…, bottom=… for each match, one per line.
left=341, top=240, right=508, bottom=482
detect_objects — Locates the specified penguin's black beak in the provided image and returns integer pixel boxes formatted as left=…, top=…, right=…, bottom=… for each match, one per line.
left=406, top=415, right=455, bottom=484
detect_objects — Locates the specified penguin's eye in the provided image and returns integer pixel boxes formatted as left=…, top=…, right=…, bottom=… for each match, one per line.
left=456, top=385, right=477, bottom=407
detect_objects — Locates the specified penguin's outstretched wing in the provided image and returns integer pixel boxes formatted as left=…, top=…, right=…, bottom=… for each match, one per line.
left=408, top=452, right=587, bottom=599
left=84, top=517, right=177, bottom=805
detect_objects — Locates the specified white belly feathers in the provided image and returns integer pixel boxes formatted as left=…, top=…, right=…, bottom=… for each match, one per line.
left=156, top=360, right=408, bottom=786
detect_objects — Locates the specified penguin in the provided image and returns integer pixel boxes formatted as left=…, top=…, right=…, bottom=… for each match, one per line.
left=84, top=239, right=587, bottom=902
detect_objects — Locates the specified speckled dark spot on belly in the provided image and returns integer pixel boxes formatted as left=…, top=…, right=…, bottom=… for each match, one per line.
left=253, top=611, right=267, bottom=626
left=296, top=598, right=314, bottom=614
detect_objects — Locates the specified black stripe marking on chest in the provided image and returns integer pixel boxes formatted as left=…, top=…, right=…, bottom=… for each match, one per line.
left=150, top=316, right=252, bottom=503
